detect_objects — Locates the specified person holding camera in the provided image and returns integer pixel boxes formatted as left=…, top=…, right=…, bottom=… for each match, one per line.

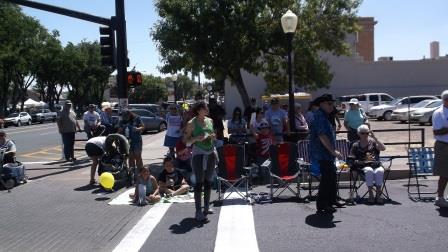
left=350, top=124, right=386, bottom=204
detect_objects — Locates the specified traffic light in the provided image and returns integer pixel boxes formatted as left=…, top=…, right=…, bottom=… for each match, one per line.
left=127, top=71, right=143, bottom=87
left=99, top=26, right=116, bottom=68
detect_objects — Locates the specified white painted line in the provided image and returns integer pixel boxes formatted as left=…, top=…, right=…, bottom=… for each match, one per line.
left=112, top=203, right=172, bottom=252
left=214, top=193, right=259, bottom=252
left=109, top=188, right=135, bottom=205
left=22, top=161, right=50, bottom=165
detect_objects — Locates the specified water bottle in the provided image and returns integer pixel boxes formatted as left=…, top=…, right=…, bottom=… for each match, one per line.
left=138, top=184, right=147, bottom=206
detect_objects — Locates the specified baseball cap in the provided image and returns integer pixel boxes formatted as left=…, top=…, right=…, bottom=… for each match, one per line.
left=441, top=90, right=448, bottom=100
left=349, top=98, right=359, bottom=105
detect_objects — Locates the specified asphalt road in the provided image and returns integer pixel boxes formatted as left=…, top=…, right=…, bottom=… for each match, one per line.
left=1, top=124, right=447, bottom=252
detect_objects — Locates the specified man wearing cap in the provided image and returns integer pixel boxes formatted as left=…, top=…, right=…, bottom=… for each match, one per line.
left=57, top=102, right=81, bottom=162
left=83, top=104, right=101, bottom=139
left=344, top=98, right=368, bottom=143
left=309, top=94, right=344, bottom=213
left=265, top=97, right=289, bottom=142
left=432, top=90, right=448, bottom=208
left=100, top=103, right=115, bottom=135
left=0, top=131, right=16, bottom=163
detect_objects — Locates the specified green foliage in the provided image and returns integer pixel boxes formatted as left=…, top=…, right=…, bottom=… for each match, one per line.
left=152, top=0, right=361, bottom=107
left=128, top=74, right=168, bottom=103
left=0, top=2, right=112, bottom=114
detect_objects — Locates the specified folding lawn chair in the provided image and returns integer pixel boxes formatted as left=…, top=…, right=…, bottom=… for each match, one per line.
left=348, top=154, right=394, bottom=203
left=216, top=144, right=250, bottom=202
left=407, top=147, right=436, bottom=200
left=265, top=142, right=302, bottom=200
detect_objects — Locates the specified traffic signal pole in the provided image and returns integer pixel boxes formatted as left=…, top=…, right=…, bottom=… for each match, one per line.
left=115, top=0, right=128, bottom=111
left=7, top=0, right=129, bottom=111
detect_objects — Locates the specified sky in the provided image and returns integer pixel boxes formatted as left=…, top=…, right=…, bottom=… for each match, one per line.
left=20, top=0, right=448, bottom=77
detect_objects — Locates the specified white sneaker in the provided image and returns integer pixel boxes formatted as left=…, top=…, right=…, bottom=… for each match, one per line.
left=434, top=198, right=448, bottom=208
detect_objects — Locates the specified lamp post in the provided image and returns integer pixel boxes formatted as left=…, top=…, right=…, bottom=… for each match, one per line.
left=281, top=10, right=298, bottom=135
left=172, top=74, right=178, bottom=103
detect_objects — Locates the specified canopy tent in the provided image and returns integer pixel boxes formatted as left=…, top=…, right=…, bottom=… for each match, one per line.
left=261, top=92, right=312, bottom=104
left=24, top=98, right=40, bottom=106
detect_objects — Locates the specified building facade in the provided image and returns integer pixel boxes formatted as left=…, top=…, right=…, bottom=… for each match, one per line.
left=224, top=17, right=448, bottom=115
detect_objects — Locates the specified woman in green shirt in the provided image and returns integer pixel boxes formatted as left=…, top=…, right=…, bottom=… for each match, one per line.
left=184, top=101, right=217, bottom=222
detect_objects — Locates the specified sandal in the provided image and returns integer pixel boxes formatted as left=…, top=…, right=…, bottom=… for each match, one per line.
left=89, top=180, right=96, bottom=186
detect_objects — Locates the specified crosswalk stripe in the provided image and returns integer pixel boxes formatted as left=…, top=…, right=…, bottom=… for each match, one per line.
left=112, top=203, right=172, bottom=252
left=214, top=194, right=259, bottom=252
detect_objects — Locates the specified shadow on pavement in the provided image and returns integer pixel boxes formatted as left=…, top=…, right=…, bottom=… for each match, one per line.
left=169, top=217, right=204, bottom=234
left=436, top=208, right=448, bottom=217
left=305, top=213, right=340, bottom=228
left=29, top=163, right=90, bottom=181
left=95, top=197, right=111, bottom=201
left=74, top=184, right=98, bottom=191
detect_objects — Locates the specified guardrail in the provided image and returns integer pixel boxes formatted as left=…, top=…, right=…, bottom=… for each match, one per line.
left=336, top=128, right=426, bottom=159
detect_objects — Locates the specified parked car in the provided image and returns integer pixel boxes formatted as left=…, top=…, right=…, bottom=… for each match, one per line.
left=367, top=95, right=438, bottom=121
left=336, top=93, right=394, bottom=114
left=112, top=109, right=167, bottom=133
left=391, top=99, right=440, bottom=122
left=410, top=99, right=442, bottom=125
left=128, top=104, right=162, bottom=117
left=3, top=112, right=32, bottom=127
left=30, top=109, right=57, bottom=123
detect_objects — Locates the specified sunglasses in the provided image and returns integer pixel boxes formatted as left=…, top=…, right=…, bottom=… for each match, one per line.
left=359, top=132, right=369, bottom=135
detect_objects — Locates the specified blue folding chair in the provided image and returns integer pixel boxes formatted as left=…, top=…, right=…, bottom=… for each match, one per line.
left=407, top=147, right=437, bottom=200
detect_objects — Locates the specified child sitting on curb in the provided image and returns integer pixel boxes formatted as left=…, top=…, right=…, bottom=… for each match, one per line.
left=129, top=165, right=161, bottom=205
left=158, top=156, right=190, bottom=197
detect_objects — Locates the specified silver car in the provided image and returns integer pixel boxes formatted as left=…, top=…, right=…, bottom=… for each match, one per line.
left=367, top=95, right=438, bottom=121
left=410, top=99, right=442, bottom=125
left=112, top=109, right=167, bottom=133
left=391, top=99, right=439, bottom=122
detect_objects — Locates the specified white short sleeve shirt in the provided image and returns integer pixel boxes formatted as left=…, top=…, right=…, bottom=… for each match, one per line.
left=432, top=106, right=448, bottom=143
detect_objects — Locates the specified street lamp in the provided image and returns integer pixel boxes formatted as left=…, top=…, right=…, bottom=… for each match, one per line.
left=171, top=74, right=178, bottom=103
left=281, top=10, right=298, bottom=135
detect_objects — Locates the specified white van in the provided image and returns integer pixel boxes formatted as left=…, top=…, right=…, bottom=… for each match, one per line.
left=336, top=93, right=394, bottom=114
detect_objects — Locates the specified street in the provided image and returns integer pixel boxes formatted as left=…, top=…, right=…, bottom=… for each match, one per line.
left=0, top=120, right=447, bottom=252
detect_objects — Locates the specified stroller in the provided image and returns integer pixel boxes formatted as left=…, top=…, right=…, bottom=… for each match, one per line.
left=0, top=148, right=27, bottom=191
left=97, top=134, right=133, bottom=187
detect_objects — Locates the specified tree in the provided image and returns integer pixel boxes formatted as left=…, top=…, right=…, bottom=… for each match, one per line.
left=0, top=2, right=45, bottom=115
left=152, top=0, right=360, bottom=107
left=128, top=74, right=167, bottom=103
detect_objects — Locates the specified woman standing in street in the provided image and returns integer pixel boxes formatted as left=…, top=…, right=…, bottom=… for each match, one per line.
left=164, top=105, right=183, bottom=157
left=183, top=101, right=216, bottom=222
left=118, top=110, right=145, bottom=173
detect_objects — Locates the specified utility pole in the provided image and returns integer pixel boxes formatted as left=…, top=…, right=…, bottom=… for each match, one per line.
left=114, top=0, right=128, bottom=111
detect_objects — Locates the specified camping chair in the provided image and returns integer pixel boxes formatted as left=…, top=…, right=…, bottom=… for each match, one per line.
left=349, top=154, right=393, bottom=203
left=407, top=147, right=436, bottom=200
left=263, top=142, right=302, bottom=200
left=216, top=144, right=250, bottom=202
left=297, top=140, right=316, bottom=199
left=298, top=139, right=351, bottom=199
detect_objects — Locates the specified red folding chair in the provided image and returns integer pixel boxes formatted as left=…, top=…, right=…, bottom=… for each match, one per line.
left=216, top=144, right=250, bottom=202
left=264, top=142, right=302, bottom=200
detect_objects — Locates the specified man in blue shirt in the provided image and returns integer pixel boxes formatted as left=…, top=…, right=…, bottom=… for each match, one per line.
left=310, top=94, right=344, bottom=213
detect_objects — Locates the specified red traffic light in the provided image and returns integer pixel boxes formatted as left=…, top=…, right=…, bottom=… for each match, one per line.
left=127, top=71, right=143, bottom=87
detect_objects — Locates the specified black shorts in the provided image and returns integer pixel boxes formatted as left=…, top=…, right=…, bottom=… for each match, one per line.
left=85, top=143, right=104, bottom=157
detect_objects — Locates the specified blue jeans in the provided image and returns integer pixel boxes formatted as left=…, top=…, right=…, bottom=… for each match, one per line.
left=61, top=132, right=75, bottom=160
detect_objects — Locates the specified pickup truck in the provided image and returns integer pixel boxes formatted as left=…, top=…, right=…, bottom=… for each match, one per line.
left=30, top=109, right=57, bottom=123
